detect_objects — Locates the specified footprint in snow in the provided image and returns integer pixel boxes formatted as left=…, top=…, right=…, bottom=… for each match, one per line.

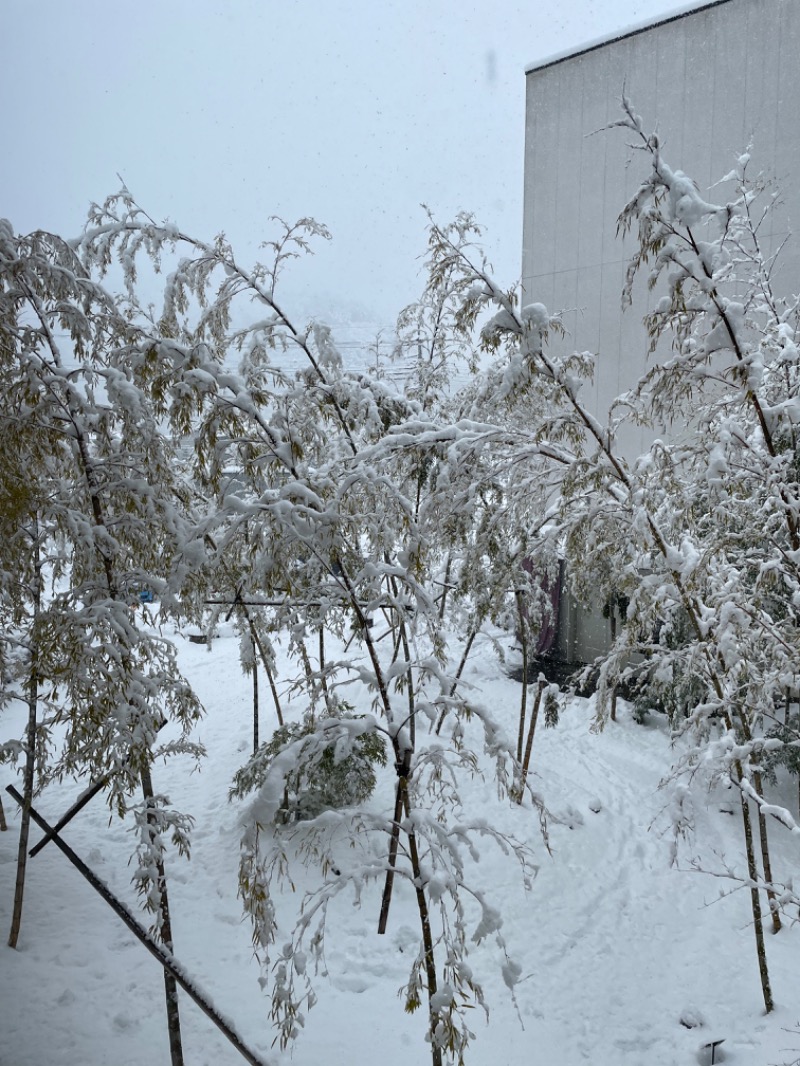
left=553, top=804, right=584, bottom=829
left=331, top=973, right=370, bottom=993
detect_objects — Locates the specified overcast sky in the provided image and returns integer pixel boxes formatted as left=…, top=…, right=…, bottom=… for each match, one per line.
left=4, top=0, right=688, bottom=326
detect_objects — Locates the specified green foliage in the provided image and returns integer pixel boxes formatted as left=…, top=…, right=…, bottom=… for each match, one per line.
left=543, top=689, right=560, bottom=729
left=630, top=693, right=653, bottom=726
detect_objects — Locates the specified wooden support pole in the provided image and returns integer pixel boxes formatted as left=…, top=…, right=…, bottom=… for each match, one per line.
left=30, top=719, right=167, bottom=858
left=6, top=786, right=273, bottom=1066
left=29, top=773, right=109, bottom=857
left=205, top=598, right=331, bottom=607
left=204, top=597, right=375, bottom=609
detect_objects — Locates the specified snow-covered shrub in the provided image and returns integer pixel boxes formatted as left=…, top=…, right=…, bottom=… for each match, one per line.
left=234, top=704, right=387, bottom=821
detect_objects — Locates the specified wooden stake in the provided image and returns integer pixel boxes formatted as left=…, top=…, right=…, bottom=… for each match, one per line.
left=517, top=679, right=546, bottom=803
left=29, top=773, right=109, bottom=857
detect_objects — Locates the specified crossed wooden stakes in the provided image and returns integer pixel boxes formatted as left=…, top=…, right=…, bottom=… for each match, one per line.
left=6, top=778, right=271, bottom=1066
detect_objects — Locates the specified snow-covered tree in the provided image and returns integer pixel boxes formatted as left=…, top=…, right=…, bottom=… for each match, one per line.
left=69, top=193, right=544, bottom=1066
left=400, top=99, right=800, bottom=1016
left=0, top=219, right=209, bottom=1060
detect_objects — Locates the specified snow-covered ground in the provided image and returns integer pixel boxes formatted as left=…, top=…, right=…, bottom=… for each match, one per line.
left=2, top=620, right=799, bottom=1066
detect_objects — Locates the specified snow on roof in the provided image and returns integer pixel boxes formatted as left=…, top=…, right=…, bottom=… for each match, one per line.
left=525, top=0, right=734, bottom=74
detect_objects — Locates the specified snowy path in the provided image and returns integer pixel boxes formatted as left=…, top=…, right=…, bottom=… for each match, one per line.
left=1, top=627, right=799, bottom=1065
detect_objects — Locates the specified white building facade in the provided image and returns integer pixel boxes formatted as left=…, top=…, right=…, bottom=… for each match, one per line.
left=521, top=0, right=800, bottom=665
left=523, top=0, right=800, bottom=456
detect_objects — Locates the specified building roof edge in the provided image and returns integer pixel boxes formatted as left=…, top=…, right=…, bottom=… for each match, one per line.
left=525, top=0, right=734, bottom=75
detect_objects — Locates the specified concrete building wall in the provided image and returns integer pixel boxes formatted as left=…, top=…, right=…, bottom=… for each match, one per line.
left=522, top=0, right=800, bottom=457
left=553, top=590, right=612, bottom=667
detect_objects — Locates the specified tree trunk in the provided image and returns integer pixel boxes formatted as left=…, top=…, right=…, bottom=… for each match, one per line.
left=318, top=627, right=333, bottom=713
left=751, top=769, right=781, bottom=934
left=298, top=638, right=317, bottom=724
left=517, top=679, right=546, bottom=803
left=8, top=660, right=39, bottom=948
left=378, top=596, right=419, bottom=932
left=515, top=591, right=529, bottom=763
left=251, top=636, right=259, bottom=755
left=140, top=763, right=184, bottom=1065
left=609, top=608, right=618, bottom=722
left=8, top=521, right=41, bottom=949
left=398, top=620, right=416, bottom=750
left=438, top=554, right=452, bottom=622
left=250, top=624, right=283, bottom=727
left=435, top=630, right=477, bottom=736
left=377, top=778, right=406, bottom=935
left=403, top=781, right=442, bottom=1066
left=740, top=789, right=774, bottom=1013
